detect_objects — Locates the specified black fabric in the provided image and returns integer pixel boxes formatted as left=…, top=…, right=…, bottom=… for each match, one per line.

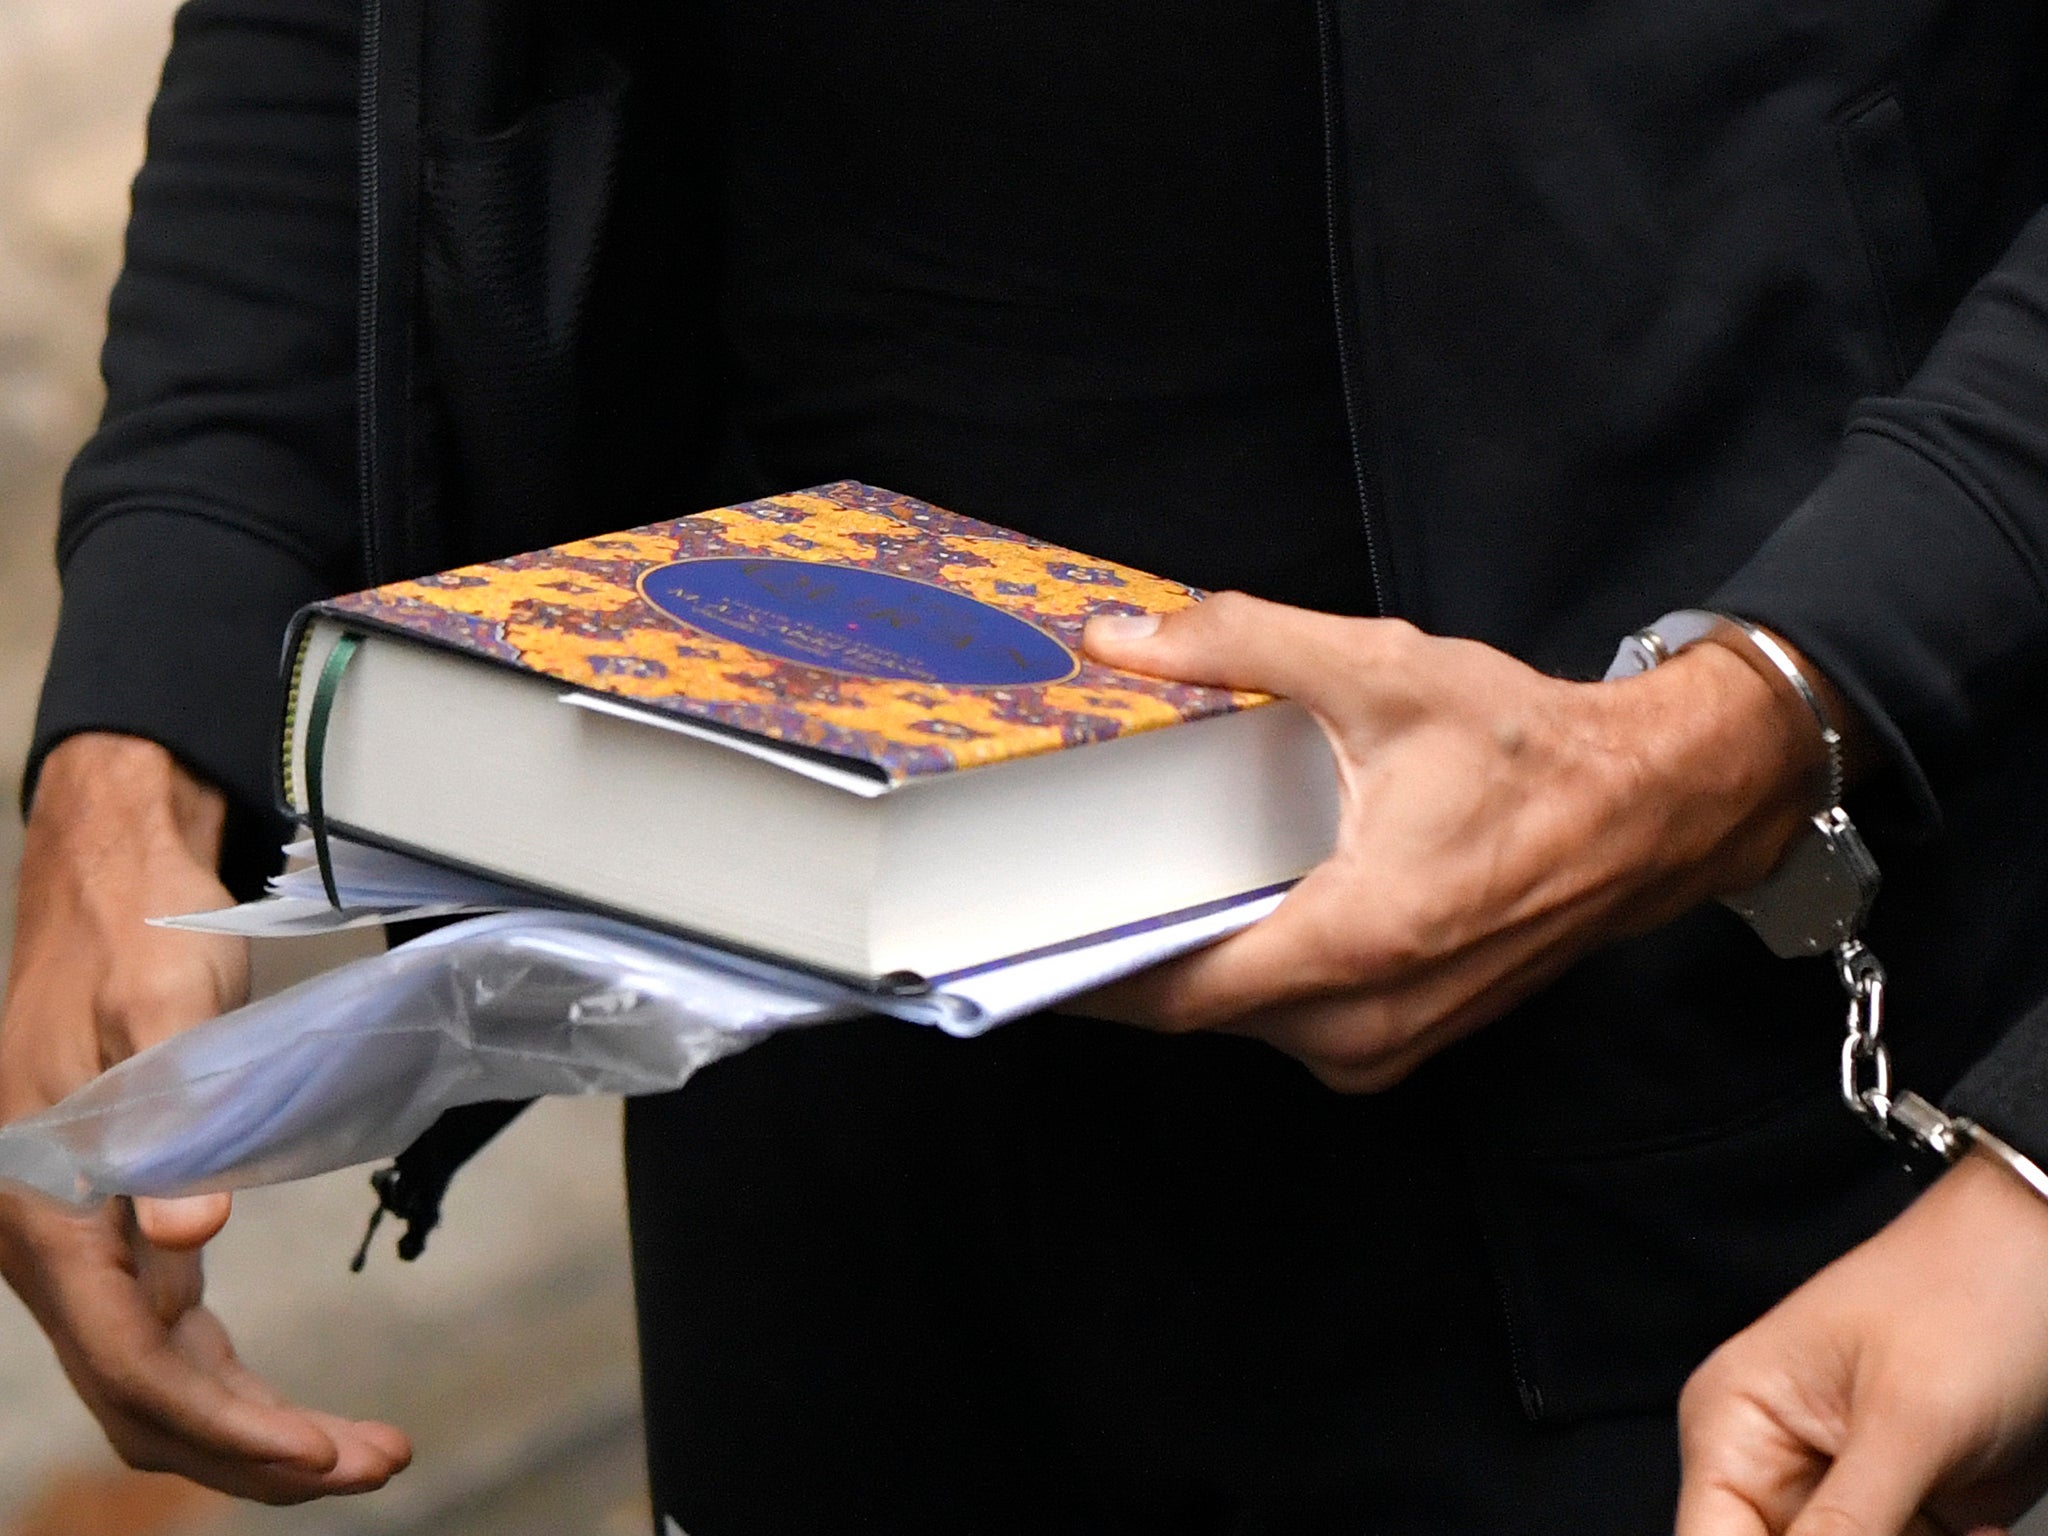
left=33, top=0, right=2048, bottom=852
left=1711, top=213, right=2048, bottom=832
left=696, top=0, right=1367, bottom=615
left=1951, top=997, right=2048, bottom=1169
left=627, top=1018, right=1697, bottom=1536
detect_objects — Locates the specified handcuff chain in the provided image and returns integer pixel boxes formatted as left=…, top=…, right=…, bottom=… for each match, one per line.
left=1832, top=937, right=1977, bottom=1170
left=1835, top=938, right=1892, bottom=1131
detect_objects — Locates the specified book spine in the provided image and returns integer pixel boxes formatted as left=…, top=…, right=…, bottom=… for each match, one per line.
left=280, top=627, right=314, bottom=814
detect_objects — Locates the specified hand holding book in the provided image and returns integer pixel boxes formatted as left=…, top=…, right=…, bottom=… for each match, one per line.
left=1077, top=591, right=1832, bottom=1091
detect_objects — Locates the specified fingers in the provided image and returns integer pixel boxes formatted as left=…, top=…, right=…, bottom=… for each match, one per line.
left=89, top=1300, right=410, bottom=1502
left=1083, top=589, right=1400, bottom=710
left=135, top=1192, right=232, bottom=1252
left=61, top=1241, right=336, bottom=1469
left=108, top=1406, right=409, bottom=1505
left=8, top=1197, right=408, bottom=1501
left=1677, top=1354, right=1829, bottom=1536
left=1678, top=1283, right=1971, bottom=1536
left=154, top=1311, right=412, bottom=1502
left=1781, top=1432, right=1949, bottom=1536
left=1084, top=860, right=1586, bottom=1088
left=1675, top=1480, right=1774, bottom=1536
left=1085, top=884, right=1348, bottom=1031
left=132, top=1229, right=206, bottom=1329
left=169, top=1316, right=412, bottom=1501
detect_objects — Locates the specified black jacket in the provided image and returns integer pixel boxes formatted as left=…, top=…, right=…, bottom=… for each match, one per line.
left=29, top=0, right=2048, bottom=1422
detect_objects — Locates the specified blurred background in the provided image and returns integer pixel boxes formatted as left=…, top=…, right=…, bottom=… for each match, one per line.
left=0, top=3, right=648, bottom=1532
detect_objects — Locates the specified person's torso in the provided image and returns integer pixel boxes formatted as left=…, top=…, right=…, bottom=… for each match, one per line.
left=388, top=0, right=2048, bottom=1425
left=690, top=0, right=1372, bottom=614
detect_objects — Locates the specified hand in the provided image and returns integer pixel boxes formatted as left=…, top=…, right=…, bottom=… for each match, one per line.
left=1678, top=1153, right=2048, bottom=1536
left=0, top=734, right=409, bottom=1501
left=1077, top=594, right=1826, bottom=1090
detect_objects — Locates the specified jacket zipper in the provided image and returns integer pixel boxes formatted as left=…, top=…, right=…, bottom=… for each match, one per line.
left=1314, top=0, right=1390, bottom=618
left=356, top=0, right=386, bottom=585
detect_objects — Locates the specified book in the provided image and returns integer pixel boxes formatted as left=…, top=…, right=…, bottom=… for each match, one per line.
left=281, top=482, right=1336, bottom=984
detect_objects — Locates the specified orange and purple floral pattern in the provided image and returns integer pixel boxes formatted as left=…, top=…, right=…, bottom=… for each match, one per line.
left=311, top=483, right=1268, bottom=782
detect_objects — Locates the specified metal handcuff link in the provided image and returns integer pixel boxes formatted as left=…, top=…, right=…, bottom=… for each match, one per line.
left=1608, top=609, right=2048, bottom=1198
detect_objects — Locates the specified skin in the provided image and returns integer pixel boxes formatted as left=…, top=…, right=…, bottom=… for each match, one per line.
left=1076, top=594, right=1830, bottom=1091
left=1676, top=1153, right=2048, bottom=1536
left=0, top=733, right=409, bottom=1502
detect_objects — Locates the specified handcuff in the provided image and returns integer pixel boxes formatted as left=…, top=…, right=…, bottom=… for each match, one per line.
left=1607, top=608, right=2048, bottom=1198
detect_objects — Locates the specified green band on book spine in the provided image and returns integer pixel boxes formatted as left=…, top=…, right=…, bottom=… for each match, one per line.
left=305, top=632, right=361, bottom=909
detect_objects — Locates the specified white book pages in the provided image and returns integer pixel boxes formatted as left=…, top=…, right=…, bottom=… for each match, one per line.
left=152, top=897, right=484, bottom=937
left=153, top=836, right=547, bottom=935
left=273, top=837, right=537, bottom=908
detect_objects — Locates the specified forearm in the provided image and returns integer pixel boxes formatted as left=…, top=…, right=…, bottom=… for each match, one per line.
left=1711, top=206, right=2048, bottom=835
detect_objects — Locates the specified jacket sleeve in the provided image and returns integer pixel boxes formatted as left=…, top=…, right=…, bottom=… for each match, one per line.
left=1710, top=208, right=2048, bottom=833
left=25, top=0, right=362, bottom=894
left=1946, top=997, right=2048, bottom=1172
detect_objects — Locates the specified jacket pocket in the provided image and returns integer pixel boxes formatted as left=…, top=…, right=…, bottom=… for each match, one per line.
left=1831, top=88, right=1940, bottom=387
left=1472, top=1084, right=1917, bottom=1424
left=419, top=44, right=629, bottom=533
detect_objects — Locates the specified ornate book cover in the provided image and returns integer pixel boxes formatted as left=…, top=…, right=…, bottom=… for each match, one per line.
left=294, top=482, right=1268, bottom=785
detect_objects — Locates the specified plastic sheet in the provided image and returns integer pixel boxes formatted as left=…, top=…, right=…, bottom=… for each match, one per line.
left=0, top=887, right=1281, bottom=1207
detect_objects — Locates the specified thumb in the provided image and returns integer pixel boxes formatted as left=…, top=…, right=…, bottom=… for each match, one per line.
left=134, top=1192, right=232, bottom=1251
left=1082, top=590, right=1369, bottom=704
left=1785, top=1422, right=1951, bottom=1536
left=1676, top=1361, right=1808, bottom=1536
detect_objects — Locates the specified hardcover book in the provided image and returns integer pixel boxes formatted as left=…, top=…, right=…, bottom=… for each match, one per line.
left=283, top=483, right=1336, bottom=982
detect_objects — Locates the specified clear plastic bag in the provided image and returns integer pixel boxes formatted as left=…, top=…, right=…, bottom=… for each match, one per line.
left=0, top=890, right=1279, bottom=1207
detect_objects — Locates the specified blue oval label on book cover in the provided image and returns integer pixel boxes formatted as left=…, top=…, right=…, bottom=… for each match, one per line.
left=638, top=558, right=1079, bottom=686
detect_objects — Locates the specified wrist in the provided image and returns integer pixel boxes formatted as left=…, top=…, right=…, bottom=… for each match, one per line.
left=29, top=734, right=227, bottom=872
left=6, top=736, right=242, bottom=1117
left=1920, top=1150, right=2048, bottom=1260
left=1690, top=621, right=1881, bottom=806
left=1607, top=640, right=1819, bottom=898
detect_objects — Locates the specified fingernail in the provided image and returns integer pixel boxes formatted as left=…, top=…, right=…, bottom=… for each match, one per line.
left=135, top=1192, right=232, bottom=1248
left=1087, top=612, right=1161, bottom=642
